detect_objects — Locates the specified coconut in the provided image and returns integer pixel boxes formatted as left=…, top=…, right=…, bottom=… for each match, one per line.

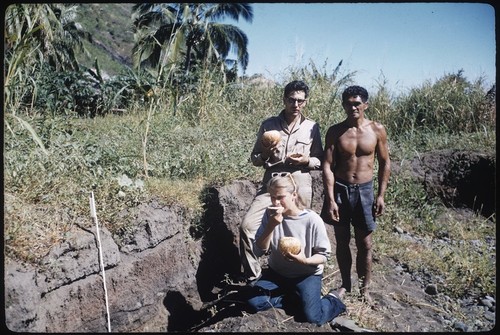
left=278, top=236, right=301, bottom=255
left=261, top=130, right=281, bottom=147
left=267, top=206, right=283, bottom=215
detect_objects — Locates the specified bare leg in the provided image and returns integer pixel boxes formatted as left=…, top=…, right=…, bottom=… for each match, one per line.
left=333, top=225, right=352, bottom=293
left=354, top=228, right=373, bottom=303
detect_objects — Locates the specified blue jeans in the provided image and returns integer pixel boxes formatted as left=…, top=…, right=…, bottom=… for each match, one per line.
left=247, top=269, right=345, bottom=326
left=321, top=179, right=376, bottom=231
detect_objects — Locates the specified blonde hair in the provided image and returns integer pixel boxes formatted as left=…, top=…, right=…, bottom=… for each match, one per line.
left=267, top=174, right=306, bottom=210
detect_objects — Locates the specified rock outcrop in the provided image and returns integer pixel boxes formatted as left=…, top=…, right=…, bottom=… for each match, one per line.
left=5, top=201, right=203, bottom=332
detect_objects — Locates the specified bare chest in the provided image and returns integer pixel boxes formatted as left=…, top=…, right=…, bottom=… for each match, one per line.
left=336, top=128, right=377, bottom=157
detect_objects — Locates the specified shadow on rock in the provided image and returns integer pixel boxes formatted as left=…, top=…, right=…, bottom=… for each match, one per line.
left=163, top=289, right=249, bottom=332
left=164, top=290, right=201, bottom=331
left=188, top=285, right=256, bottom=331
left=193, top=185, right=247, bottom=302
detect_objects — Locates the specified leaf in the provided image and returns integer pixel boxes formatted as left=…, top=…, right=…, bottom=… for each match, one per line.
left=8, top=114, right=49, bottom=155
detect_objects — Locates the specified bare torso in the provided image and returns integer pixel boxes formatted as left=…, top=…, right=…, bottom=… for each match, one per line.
left=330, top=120, right=381, bottom=184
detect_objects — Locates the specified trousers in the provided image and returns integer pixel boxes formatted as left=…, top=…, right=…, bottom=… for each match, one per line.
left=247, top=269, right=346, bottom=326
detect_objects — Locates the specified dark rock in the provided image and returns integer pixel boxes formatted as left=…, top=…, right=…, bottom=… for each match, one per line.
left=409, top=149, right=495, bottom=217
left=425, top=284, right=439, bottom=295
left=453, top=321, right=469, bottom=332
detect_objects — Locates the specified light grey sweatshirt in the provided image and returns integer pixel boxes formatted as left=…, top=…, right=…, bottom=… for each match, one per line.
left=254, top=209, right=331, bottom=278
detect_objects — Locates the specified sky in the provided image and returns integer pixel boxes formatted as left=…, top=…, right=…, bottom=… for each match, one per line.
left=229, top=3, right=496, bottom=93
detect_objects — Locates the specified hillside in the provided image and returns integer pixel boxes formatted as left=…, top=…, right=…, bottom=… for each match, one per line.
left=76, top=3, right=135, bottom=75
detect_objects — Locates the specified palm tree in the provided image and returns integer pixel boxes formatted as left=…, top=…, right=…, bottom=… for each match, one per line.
left=5, top=4, right=92, bottom=108
left=5, top=4, right=90, bottom=72
left=131, top=3, right=252, bottom=78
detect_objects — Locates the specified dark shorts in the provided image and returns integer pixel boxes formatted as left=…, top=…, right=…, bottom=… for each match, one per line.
left=321, top=178, right=376, bottom=232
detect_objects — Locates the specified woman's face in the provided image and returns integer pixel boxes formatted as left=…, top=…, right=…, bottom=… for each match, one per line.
left=269, top=186, right=297, bottom=212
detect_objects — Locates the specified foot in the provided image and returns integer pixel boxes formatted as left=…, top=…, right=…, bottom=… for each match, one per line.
left=227, top=272, right=259, bottom=286
left=327, top=288, right=345, bottom=300
left=233, top=272, right=262, bottom=286
left=246, top=275, right=261, bottom=287
left=360, top=291, right=377, bottom=309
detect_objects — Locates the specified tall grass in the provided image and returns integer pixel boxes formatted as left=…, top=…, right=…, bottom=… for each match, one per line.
left=3, top=64, right=496, bottom=299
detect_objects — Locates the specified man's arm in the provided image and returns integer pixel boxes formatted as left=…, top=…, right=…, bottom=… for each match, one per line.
left=322, top=126, right=339, bottom=221
left=374, top=123, right=391, bottom=216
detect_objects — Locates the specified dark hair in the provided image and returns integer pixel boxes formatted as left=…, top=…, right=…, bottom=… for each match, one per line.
left=342, top=85, right=368, bottom=103
left=284, top=80, right=309, bottom=99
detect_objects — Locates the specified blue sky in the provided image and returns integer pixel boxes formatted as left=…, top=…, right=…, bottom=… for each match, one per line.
left=230, top=3, right=496, bottom=93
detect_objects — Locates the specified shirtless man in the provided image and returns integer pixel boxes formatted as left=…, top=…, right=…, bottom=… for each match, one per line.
left=321, top=85, right=390, bottom=303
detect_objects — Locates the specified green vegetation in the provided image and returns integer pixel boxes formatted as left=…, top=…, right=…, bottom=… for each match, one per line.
left=3, top=3, right=496, bottom=303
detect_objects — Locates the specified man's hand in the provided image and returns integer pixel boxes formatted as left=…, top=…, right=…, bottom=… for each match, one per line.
left=373, top=196, right=385, bottom=217
left=261, top=143, right=279, bottom=161
left=328, top=199, right=340, bottom=222
left=286, top=153, right=309, bottom=166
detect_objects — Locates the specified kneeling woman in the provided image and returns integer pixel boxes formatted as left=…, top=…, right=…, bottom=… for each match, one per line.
left=248, top=174, right=346, bottom=326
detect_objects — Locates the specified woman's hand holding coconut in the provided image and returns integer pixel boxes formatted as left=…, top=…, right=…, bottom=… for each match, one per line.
left=278, top=236, right=307, bottom=263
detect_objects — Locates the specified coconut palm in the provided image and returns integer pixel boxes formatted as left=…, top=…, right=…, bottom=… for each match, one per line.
left=5, top=4, right=90, bottom=72
left=5, top=4, right=92, bottom=108
left=131, top=3, right=252, bottom=79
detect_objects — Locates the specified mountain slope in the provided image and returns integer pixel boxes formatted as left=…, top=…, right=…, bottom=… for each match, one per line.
left=76, top=3, right=135, bottom=74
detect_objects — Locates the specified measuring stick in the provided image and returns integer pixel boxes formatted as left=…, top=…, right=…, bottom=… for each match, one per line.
left=90, top=192, right=112, bottom=332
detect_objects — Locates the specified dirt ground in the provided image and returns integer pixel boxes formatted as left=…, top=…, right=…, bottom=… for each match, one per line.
left=189, top=150, right=497, bottom=332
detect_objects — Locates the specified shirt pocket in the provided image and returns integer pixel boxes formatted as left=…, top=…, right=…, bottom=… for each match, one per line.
left=293, top=138, right=312, bottom=155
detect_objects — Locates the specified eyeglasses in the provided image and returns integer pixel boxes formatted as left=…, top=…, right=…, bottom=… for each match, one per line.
left=285, top=97, right=306, bottom=105
left=271, top=172, right=297, bottom=192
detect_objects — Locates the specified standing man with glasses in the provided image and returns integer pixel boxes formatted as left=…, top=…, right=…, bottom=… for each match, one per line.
left=321, top=85, right=391, bottom=304
left=238, top=80, right=323, bottom=284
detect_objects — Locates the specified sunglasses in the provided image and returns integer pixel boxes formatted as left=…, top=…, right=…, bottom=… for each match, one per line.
left=271, top=172, right=297, bottom=192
